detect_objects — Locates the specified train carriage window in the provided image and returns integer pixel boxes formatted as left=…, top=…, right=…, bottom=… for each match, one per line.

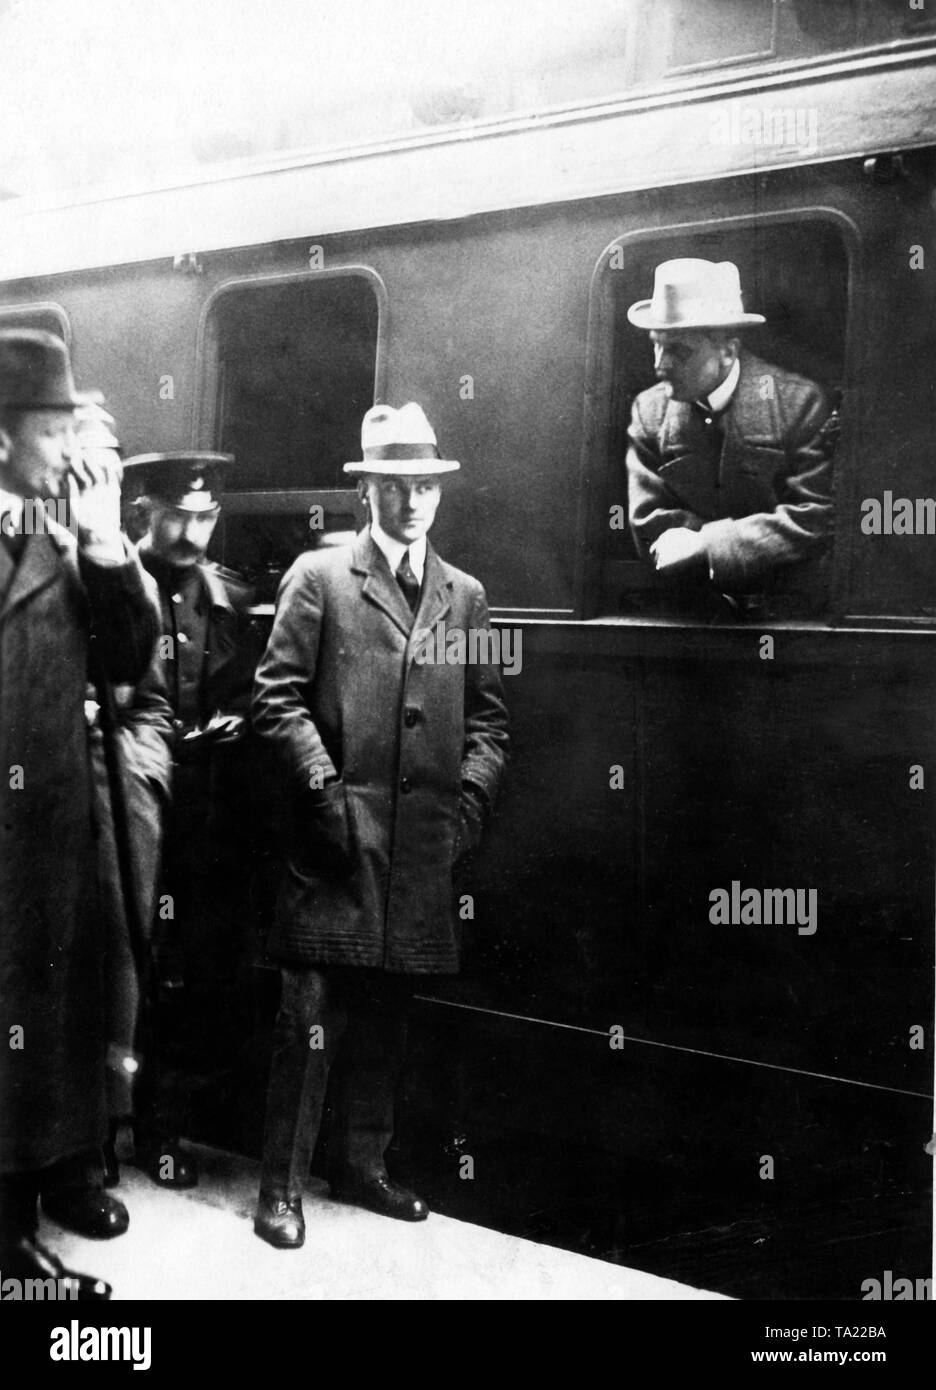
left=0, top=303, right=70, bottom=345
left=580, top=218, right=849, bottom=621
left=667, top=0, right=778, bottom=73
left=196, top=269, right=384, bottom=595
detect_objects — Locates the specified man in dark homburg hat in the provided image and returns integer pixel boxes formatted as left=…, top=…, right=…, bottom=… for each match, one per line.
left=625, top=258, right=837, bottom=615
left=119, top=452, right=265, bottom=1189
left=0, top=330, right=158, bottom=1299
left=73, top=404, right=176, bottom=1190
left=251, top=402, right=509, bottom=1248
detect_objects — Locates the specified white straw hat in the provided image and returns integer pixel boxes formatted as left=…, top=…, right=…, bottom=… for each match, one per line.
left=627, top=259, right=765, bottom=331
left=344, top=403, right=460, bottom=475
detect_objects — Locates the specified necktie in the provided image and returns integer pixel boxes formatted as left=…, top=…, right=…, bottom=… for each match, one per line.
left=693, top=400, right=725, bottom=431
left=395, top=548, right=420, bottom=614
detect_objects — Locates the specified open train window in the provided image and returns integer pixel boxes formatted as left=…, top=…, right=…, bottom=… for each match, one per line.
left=195, top=268, right=385, bottom=596
left=577, top=215, right=850, bottom=621
left=0, top=302, right=70, bottom=345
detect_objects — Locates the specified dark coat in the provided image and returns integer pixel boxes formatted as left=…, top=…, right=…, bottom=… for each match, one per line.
left=192, top=564, right=263, bottom=724
left=90, top=646, right=175, bottom=1117
left=140, top=553, right=262, bottom=734
left=0, top=525, right=158, bottom=1172
left=627, top=352, right=834, bottom=593
left=252, top=530, right=509, bottom=974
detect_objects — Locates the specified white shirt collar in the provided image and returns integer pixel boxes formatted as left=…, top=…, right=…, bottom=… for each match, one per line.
left=369, top=520, right=427, bottom=585
left=705, top=357, right=741, bottom=413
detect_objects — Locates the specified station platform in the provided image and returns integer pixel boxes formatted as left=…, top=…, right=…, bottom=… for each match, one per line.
left=42, top=1143, right=727, bottom=1301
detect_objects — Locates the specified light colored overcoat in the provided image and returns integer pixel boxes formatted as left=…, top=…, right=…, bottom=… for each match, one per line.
left=252, top=530, right=509, bottom=974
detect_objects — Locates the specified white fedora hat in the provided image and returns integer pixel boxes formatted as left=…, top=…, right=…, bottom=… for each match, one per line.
left=75, top=392, right=120, bottom=451
left=627, top=258, right=765, bottom=331
left=343, top=402, right=460, bottom=475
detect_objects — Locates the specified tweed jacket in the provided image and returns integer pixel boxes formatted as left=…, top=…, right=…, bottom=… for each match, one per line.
left=627, top=352, right=834, bottom=592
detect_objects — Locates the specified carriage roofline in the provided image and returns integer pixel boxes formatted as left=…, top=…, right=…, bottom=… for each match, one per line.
left=0, top=38, right=934, bottom=283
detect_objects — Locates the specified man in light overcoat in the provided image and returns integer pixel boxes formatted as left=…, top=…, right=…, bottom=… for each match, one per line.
left=252, top=402, right=509, bottom=1247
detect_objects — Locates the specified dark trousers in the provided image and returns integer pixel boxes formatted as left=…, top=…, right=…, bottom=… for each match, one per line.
left=259, top=966, right=412, bottom=1201
left=0, top=1152, right=105, bottom=1243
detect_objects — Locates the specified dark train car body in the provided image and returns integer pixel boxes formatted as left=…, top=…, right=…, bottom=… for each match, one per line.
left=1, top=2, right=933, bottom=1297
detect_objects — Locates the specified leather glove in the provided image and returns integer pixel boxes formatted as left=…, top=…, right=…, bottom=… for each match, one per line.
left=453, top=783, right=486, bottom=867
left=294, top=779, right=352, bottom=875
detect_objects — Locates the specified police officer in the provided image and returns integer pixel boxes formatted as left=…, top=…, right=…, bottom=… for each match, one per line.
left=120, top=453, right=264, bottom=1188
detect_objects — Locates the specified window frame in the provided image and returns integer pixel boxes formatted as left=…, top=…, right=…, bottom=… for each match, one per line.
left=193, top=265, right=387, bottom=527
left=574, top=204, right=862, bottom=622
left=0, top=300, right=72, bottom=346
left=665, top=0, right=779, bottom=77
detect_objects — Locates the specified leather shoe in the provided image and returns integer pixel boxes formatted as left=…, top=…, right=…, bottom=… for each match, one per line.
left=132, top=1137, right=198, bottom=1189
left=0, top=1235, right=111, bottom=1300
left=254, top=1195, right=305, bottom=1248
left=42, top=1185, right=129, bottom=1240
left=330, top=1170, right=429, bottom=1221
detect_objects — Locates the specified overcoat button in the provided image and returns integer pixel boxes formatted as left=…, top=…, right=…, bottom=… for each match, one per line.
left=400, top=778, right=412, bottom=793
left=404, top=707, right=419, bottom=727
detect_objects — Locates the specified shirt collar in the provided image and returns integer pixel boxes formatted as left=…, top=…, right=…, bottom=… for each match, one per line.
left=369, top=521, right=427, bottom=585
left=705, top=357, right=741, bottom=414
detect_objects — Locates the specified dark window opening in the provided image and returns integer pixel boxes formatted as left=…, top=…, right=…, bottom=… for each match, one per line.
left=197, top=271, right=381, bottom=598
left=589, top=219, right=848, bottom=620
left=0, top=303, right=69, bottom=344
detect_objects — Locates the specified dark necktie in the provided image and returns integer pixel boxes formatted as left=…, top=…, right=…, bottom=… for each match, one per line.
left=395, top=548, right=421, bottom=614
left=693, top=400, right=725, bottom=432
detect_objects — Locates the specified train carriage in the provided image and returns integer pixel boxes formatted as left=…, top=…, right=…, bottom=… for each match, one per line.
left=0, top=0, right=933, bottom=1298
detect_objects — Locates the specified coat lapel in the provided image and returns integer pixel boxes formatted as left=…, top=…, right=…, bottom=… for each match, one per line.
left=654, top=354, right=781, bottom=516
left=199, top=566, right=239, bottom=690
left=352, top=530, right=415, bottom=639
left=413, top=543, right=452, bottom=634
left=0, top=540, right=14, bottom=606
left=657, top=400, right=720, bottom=517
left=0, top=531, right=64, bottom=623
left=722, top=353, right=781, bottom=447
